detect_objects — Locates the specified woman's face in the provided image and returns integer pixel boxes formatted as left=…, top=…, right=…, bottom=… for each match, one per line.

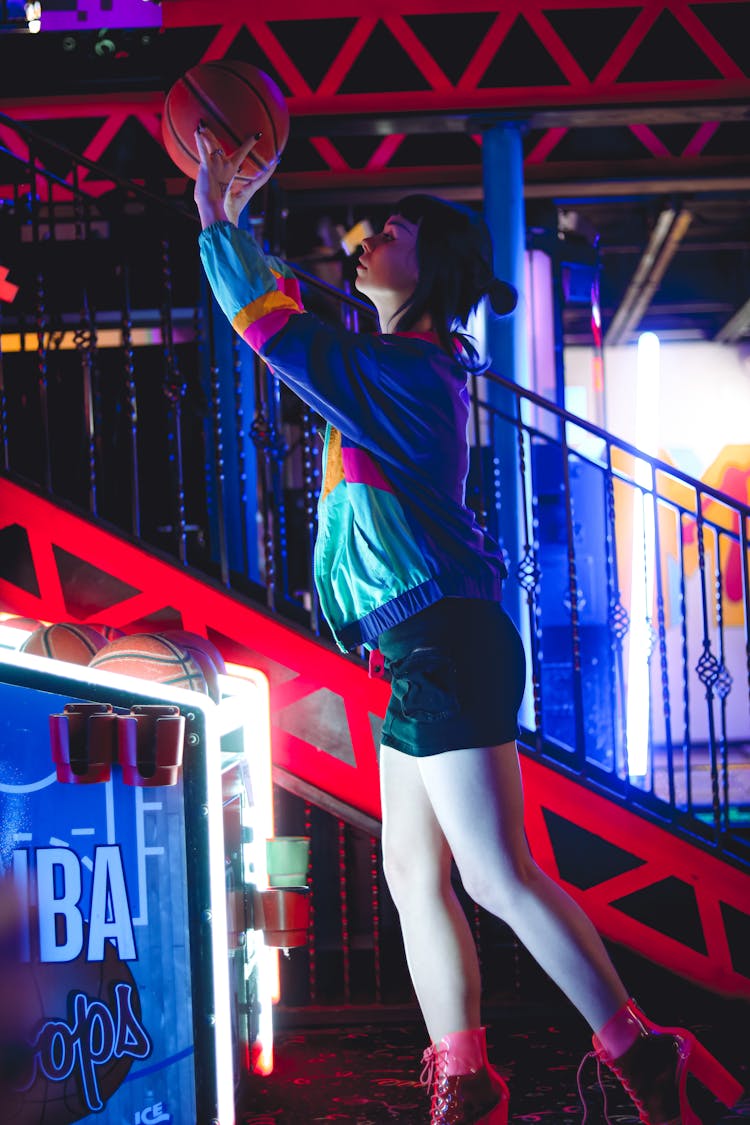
left=354, top=215, right=420, bottom=303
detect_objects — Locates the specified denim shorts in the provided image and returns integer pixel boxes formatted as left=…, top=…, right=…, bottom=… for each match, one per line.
left=378, top=597, right=526, bottom=757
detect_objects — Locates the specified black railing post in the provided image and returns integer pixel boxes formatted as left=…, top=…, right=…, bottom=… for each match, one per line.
left=231, top=331, right=251, bottom=579
left=160, top=236, right=188, bottom=565
left=301, top=403, right=320, bottom=635
left=560, top=427, right=587, bottom=770
left=604, top=455, right=629, bottom=780
left=250, top=354, right=279, bottom=612
left=677, top=514, right=693, bottom=812
left=34, top=270, right=52, bottom=492
left=119, top=262, right=141, bottom=540
left=204, top=295, right=230, bottom=586
left=514, top=409, right=543, bottom=746
left=695, top=500, right=722, bottom=842
left=75, top=288, right=98, bottom=516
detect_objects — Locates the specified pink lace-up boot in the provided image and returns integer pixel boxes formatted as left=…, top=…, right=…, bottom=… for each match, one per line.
left=590, top=999, right=743, bottom=1124
left=420, top=1027, right=509, bottom=1125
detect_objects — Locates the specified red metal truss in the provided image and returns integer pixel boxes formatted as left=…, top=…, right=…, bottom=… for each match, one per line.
left=1, top=474, right=749, bottom=998
left=160, top=0, right=749, bottom=111
left=1, top=0, right=749, bottom=201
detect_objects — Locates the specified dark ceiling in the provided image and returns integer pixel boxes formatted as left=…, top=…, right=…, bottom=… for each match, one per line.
left=1, top=0, right=749, bottom=346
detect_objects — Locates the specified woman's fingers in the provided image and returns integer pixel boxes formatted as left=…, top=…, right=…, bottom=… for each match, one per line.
left=194, top=125, right=261, bottom=175
left=194, top=126, right=275, bottom=228
left=194, top=122, right=219, bottom=161
left=233, top=131, right=262, bottom=168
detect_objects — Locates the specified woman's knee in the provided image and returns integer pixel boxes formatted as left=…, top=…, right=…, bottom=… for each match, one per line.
left=382, top=841, right=425, bottom=903
left=381, top=836, right=448, bottom=909
left=457, top=852, right=542, bottom=920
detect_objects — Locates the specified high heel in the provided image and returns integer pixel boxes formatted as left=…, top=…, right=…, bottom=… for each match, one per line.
left=420, top=1027, right=509, bottom=1125
left=591, top=999, right=743, bottom=1124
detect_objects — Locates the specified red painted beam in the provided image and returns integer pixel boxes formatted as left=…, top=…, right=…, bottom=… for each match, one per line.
left=1, top=476, right=749, bottom=998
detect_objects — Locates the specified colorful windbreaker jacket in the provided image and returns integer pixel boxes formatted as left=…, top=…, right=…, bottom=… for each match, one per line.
left=199, top=220, right=507, bottom=652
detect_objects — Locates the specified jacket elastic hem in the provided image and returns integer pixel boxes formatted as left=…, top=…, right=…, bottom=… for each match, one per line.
left=336, top=574, right=506, bottom=651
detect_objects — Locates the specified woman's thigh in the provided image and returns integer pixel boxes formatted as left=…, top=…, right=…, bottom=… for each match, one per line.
left=379, top=742, right=452, bottom=895
left=416, top=741, right=534, bottom=904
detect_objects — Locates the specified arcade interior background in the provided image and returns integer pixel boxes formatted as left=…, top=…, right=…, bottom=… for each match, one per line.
left=0, top=1, right=749, bottom=1123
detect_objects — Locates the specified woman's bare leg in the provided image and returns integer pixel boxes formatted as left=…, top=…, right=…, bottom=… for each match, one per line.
left=380, top=743, right=481, bottom=1042
left=418, top=741, right=629, bottom=1032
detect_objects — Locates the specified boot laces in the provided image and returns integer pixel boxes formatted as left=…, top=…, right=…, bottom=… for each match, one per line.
left=420, top=1043, right=450, bottom=1123
left=577, top=1050, right=616, bottom=1125
left=420, top=1045, right=437, bottom=1091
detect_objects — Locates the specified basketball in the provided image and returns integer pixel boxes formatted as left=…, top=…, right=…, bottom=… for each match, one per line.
left=0, top=616, right=42, bottom=650
left=88, top=633, right=210, bottom=698
left=162, top=59, right=289, bottom=181
left=4, top=924, right=145, bottom=1123
left=21, top=622, right=108, bottom=665
left=0, top=615, right=41, bottom=632
left=157, top=629, right=225, bottom=702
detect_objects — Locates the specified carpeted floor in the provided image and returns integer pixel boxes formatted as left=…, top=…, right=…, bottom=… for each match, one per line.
left=238, top=998, right=749, bottom=1124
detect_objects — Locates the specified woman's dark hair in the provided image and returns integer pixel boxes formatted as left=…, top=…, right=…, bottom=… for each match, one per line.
left=391, top=194, right=517, bottom=371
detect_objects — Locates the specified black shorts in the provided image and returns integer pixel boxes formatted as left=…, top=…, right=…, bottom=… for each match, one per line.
left=378, top=597, right=526, bottom=757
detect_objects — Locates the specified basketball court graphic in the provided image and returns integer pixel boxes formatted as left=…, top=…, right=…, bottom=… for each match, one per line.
left=0, top=652, right=268, bottom=1124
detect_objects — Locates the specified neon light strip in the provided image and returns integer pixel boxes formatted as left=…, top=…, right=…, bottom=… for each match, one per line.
left=222, top=666, right=277, bottom=1073
left=626, top=332, right=660, bottom=778
left=201, top=704, right=236, bottom=1124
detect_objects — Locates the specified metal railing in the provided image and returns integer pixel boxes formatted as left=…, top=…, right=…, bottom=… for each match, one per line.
left=1, top=113, right=748, bottom=867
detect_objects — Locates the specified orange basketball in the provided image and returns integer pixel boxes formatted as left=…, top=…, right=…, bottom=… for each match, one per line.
left=162, top=59, right=289, bottom=181
left=0, top=615, right=42, bottom=632
left=21, top=622, right=108, bottom=665
left=88, top=633, right=209, bottom=698
left=155, top=630, right=224, bottom=703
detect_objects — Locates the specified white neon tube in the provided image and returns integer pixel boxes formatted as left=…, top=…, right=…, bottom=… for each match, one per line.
left=625, top=332, right=660, bottom=778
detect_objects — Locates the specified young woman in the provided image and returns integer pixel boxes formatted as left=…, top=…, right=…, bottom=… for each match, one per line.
left=193, top=125, right=743, bottom=1125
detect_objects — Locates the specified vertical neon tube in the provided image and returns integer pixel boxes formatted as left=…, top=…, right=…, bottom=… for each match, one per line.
left=223, top=665, right=277, bottom=1074
left=626, top=332, right=660, bottom=778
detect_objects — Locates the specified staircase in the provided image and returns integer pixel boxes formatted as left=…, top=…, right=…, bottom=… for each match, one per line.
left=1, top=112, right=749, bottom=1004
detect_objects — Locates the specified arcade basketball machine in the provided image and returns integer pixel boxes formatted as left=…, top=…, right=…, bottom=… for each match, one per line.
left=0, top=618, right=308, bottom=1125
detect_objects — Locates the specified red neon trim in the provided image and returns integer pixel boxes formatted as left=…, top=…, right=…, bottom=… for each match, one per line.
left=594, top=3, right=661, bottom=86
left=670, top=0, right=746, bottom=80
left=315, top=15, right=378, bottom=97
left=2, top=93, right=164, bottom=119
left=521, top=756, right=750, bottom=996
left=195, top=21, right=241, bottom=63
left=245, top=15, right=314, bottom=96
left=525, top=126, right=568, bottom=164
left=80, top=112, right=129, bottom=165
left=0, top=124, right=29, bottom=163
left=383, top=13, right=453, bottom=91
left=0, top=477, right=390, bottom=821
left=159, top=0, right=750, bottom=20
left=2, top=436, right=750, bottom=999
left=308, top=136, right=351, bottom=172
left=364, top=133, right=407, bottom=172
left=523, top=6, right=591, bottom=86
left=629, top=123, right=672, bottom=158
left=458, top=10, right=518, bottom=91
left=682, top=120, right=719, bottom=157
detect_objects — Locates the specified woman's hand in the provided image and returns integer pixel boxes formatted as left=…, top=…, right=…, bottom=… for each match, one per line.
left=193, top=123, right=279, bottom=230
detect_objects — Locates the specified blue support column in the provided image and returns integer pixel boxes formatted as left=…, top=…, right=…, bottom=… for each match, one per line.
left=481, top=122, right=533, bottom=723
